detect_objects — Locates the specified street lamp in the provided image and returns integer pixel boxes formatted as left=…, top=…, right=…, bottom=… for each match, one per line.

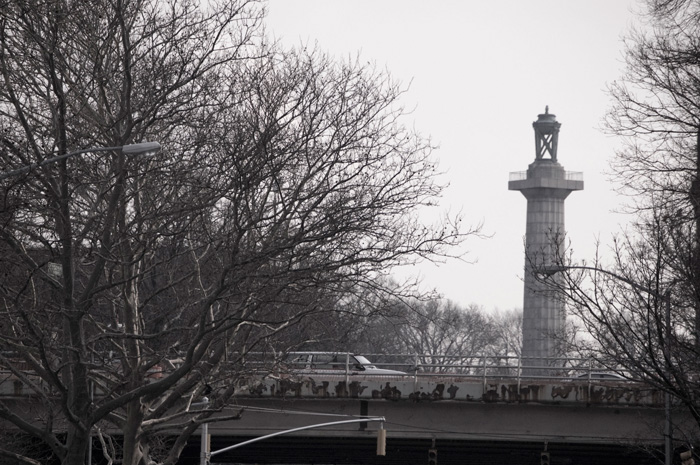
left=541, top=264, right=673, bottom=465
left=0, top=141, right=161, bottom=180
left=206, top=417, right=387, bottom=465
left=0, top=141, right=160, bottom=465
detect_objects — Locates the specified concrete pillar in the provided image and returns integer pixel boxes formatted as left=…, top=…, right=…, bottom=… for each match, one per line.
left=508, top=108, right=583, bottom=373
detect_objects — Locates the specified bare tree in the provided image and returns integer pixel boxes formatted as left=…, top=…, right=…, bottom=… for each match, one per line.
left=605, top=0, right=700, bottom=347
left=521, top=0, right=700, bottom=448
left=396, top=301, right=494, bottom=366
left=0, top=1, right=476, bottom=464
left=341, top=297, right=498, bottom=372
left=488, top=309, right=522, bottom=360
left=538, top=214, right=700, bottom=442
left=278, top=278, right=413, bottom=355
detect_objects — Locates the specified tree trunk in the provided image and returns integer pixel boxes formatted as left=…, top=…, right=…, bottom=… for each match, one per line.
left=123, top=399, right=146, bottom=465
left=63, top=427, right=89, bottom=465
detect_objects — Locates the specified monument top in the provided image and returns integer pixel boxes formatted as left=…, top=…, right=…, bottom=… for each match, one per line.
left=532, top=106, right=561, bottom=162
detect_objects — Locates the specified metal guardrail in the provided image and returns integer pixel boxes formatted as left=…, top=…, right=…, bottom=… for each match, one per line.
left=508, top=171, right=584, bottom=182
left=231, top=353, right=656, bottom=406
left=0, top=352, right=653, bottom=407
left=232, top=352, right=631, bottom=384
left=359, top=353, right=628, bottom=382
left=509, top=171, right=527, bottom=181
left=0, top=353, right=631, bottom=389
left=566, top=171, right=584, bottom=181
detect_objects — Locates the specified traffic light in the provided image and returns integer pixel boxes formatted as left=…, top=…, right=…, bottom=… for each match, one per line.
left=540, top=451, right=550, bottom=465
left=681, top=449, right=695, bottom=465
left=428, top=448, right=437, bottom=465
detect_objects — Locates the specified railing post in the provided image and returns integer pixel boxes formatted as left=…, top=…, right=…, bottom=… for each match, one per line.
left=587, top=358, right=592, bottom=401
left=344, top=353, right=350, bottom=387
left=413, top=354, right=419, bottom=395
left=200, top=420, right=209, bottom=465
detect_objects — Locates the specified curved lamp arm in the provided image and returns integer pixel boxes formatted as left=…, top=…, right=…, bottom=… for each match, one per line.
left=0, top=142, right=161, bottom=180
left=210, top=417, right=386, bottom=458
left=539, top=264, right=664, bottom=299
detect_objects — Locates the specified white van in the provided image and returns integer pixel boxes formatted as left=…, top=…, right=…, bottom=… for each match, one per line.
left=284, top=352, right=405, bottom=376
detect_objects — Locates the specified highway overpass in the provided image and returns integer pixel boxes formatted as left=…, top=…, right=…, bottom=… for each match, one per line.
left=173, top=372, right=695, bottom=465
left=1, top=360, right=696, bottom=464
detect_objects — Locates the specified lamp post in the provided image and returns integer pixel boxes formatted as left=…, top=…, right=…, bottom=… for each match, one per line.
left=541, top=264, right=673, bottom=465
left=1, top=141, right=160, bottom=465
left=189, top=397, right=211, bottom=465
left=0, top=141, right=161, bottom=180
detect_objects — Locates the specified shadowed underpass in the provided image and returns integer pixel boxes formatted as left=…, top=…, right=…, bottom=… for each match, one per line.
left=177, top=435, right=662, bottom=465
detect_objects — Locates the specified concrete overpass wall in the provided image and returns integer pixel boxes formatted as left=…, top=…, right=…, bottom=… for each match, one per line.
left=237, top=374, right=664, bottom=407
left=215, top=397, right=676, bottom=445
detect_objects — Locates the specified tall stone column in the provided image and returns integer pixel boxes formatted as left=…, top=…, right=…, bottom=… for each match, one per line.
left=508, top=108, right=583, bottom=373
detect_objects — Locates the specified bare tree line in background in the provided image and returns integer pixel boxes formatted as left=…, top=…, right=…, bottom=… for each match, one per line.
left=287, top=289, right=522, bottom=363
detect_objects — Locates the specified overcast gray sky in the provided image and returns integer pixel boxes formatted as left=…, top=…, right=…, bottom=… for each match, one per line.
left=264, top=1, right=640, bottom=312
